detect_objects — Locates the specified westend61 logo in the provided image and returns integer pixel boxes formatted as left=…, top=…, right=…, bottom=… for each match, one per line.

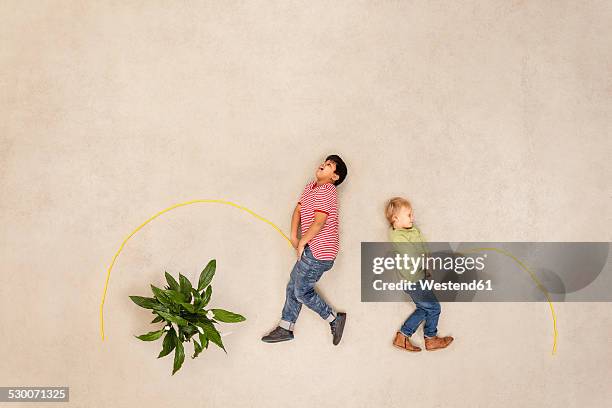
left=360, top=242, right=612, bottom=302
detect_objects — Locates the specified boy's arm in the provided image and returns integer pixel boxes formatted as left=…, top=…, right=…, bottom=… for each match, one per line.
left=290, top=203, right=301, bottom=248
left=418, top=230, right=433, bottom=278
left=392, top=230, right=431, bottom=277
left=297, top=211, right=327, bottom=258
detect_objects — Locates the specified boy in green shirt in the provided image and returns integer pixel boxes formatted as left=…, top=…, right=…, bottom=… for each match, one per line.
left=385, top=197, right=454, bottom=352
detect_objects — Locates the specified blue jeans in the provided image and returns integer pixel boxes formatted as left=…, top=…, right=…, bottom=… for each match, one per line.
left=280, top=245, right=335, bottom=330
left=400, top=279, right=441, bottom=337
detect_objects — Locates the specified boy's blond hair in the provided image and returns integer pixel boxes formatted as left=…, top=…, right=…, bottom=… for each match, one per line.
left=385, top=197, right=412, bottom=227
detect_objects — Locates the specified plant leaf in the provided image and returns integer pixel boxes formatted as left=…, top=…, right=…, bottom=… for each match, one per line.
left=182, top=324, right=198, bottom=338
left=178, top=302, right=195, bottom=313
left=200, top=285, right=212, bottom=308
left=198, top=260, right=216, bottom=291
left=179, top=273, right=193, bottom=299
left=164, top=272, right=180, bottom=291
left=197, top=321, right=225, bottom=353
left=211, top=309, right=246, bottom=323
left=129, top=296, right=165, bottom=311
left=191, top=288, right=202, bottom=309
left=172, top=341, right=185, bottom=375
left=151, top=314, right=164, bottom=323
left=192, top=340, right=203, bottom=359
left=158, top=328, right=177, bottom=358
left=199, top=332, right=209, bottom=349
left=165, top=289, right=186, bottom=304
left=157, top=311, right=189, bottom=326
left=135, top=329, right=165, bottom=341
left=150, top=285, right=173, bottom=307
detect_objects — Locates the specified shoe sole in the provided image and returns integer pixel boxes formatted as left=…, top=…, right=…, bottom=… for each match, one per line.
left=392, top=343, right=421, bottom=352
left=332, top=313, right=346, bottom=345
left=425, top=338, right=454, bottom=351
left=261, top=337, right=294, bottom=343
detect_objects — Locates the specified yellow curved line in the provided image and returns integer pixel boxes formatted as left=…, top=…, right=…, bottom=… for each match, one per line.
left=100, top=199, right=293, bottom=341
left=462, top=247, right=558, bottom=355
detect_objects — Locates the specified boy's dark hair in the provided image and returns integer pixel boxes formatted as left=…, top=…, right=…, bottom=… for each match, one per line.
left=326, top=154, right=347, bottom=186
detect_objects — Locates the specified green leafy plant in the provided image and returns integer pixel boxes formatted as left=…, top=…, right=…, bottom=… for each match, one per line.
left=129, top=260, right=245, bottom=375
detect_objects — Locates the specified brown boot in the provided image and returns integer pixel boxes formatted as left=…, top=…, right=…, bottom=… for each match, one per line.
left=424, top=335, right=454, bottom=351
left=393, top=332, right=421, bottom=352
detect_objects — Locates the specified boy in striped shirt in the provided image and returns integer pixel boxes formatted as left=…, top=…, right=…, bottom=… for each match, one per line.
left=262, top=155, right=348, bottom=345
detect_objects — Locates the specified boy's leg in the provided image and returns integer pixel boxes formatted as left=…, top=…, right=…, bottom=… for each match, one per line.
left=262, top=261, right=303, bottom=343
left=410, top=283, right=440, bottom=337
left=293, top=248, right=336, bottom=322
left=401, top=282, right=439, bottom=336
left=406, top=280, right=452, bottom=350
left=399, top=304, right=427, bottom=337
left=279, top=260, right=303, bottom=330
left=421, top=294, right=453, bottom=350
left=421, top=294, right=441, bottom=338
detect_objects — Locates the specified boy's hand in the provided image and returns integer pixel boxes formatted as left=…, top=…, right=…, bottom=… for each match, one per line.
left=291, top=236, right=299, bottom=249
left=297, top=242, right=305, bottom=260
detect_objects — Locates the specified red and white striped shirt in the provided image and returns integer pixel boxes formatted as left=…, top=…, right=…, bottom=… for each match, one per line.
left=297, top=180, right=340, bottom=261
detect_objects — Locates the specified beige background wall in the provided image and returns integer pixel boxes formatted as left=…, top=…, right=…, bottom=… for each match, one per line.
left=1, top=1, right=611, bottom=407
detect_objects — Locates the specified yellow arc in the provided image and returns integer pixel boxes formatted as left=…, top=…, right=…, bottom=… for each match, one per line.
left=100, top=199, right=292, bottom=341
left=462, top=247, right=558, bottom=355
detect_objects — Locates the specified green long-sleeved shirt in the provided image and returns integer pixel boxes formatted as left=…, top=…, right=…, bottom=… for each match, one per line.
left=388, top=226, right=429, bottom=282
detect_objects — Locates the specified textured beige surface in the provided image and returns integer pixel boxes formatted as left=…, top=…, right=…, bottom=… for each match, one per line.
left=1, top=1, right=611, bottom=407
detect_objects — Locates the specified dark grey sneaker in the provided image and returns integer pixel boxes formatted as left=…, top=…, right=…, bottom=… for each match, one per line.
left=330, top=312, right=346, bottom=345
left=261, top=326, right=294, bottom=343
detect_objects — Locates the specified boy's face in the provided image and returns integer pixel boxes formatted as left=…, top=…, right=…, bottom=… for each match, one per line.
left=315, top=159, right=339, bottom=184
left=394, top=206, right=414, bottom=229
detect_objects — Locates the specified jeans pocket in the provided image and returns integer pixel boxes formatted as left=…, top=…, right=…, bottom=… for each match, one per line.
left=303, top=246, right=334, bottom=270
